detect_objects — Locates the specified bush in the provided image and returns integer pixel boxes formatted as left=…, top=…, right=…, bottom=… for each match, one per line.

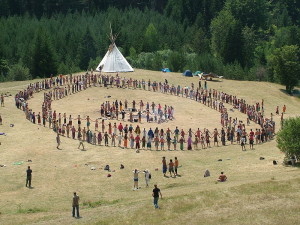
left=9, top=64, right=31, bottom=81
left=277, top=117, right=300, bottom=160
left=167, top=51, right=186, bottom=72
left=88, top=57, right=101, bottom=71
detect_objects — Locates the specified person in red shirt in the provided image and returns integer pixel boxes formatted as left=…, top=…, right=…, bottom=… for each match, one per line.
left=135, top=135, right=140, bottom=150
left=218, top=172, right=227, bottom=182
left=118, top=122, right=123, bottom=135
left=249, top=129, right=254, bottom=149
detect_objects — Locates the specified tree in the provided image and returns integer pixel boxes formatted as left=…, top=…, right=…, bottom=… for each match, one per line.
left=211, top=9, right=242, bottom=64
left=277, top=117, right=300, bottom=160
left=31, top=29, right=58, bottom=78
left=0, top=59, right=9, bottom=76
left=143, top=23, right=159, bottom=52
left=242, top=26, right=258, bottom=68
left=167, top=51, right=186, bottom=72
left=269, top=45, right=300, bottom=94
left=9, top=63, right=31, bottom=81
left=225, top=0, right=269, bottom=28
left=78, top=28, right=96, bottom=70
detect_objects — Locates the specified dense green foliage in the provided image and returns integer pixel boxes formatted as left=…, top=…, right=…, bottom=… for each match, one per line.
left=0, top=0, right=299, bottom=91
left=277, top=117, right=300, bottom=160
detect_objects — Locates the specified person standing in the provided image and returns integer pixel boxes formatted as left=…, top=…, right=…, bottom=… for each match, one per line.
left=56, top=133, right=61, bottom=149
left=72, top=192, right=80, bottom=218
left=168, top=159, right=175, bottom=177
left=174, top=157, right=179, bottom=176
left=152, top=184, right=162, bottom=209
left=1, top=94, right=4, bottom=107
left=162, top=157, right=167, bottom=177
left=133, top=169, right=140, bottom=190
left=144, top=169, right=151, bottom=187
left=26, top=166, right=32, bottom=188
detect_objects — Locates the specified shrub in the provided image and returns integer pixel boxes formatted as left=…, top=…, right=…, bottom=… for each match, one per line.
left=9, top=64, right=31, bottom=81
left=277, top=117, right=300, bottom=159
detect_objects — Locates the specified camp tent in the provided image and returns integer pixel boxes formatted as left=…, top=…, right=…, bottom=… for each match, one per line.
left=96, top=27, right=133, bottom=73
left=183, top=70, right=193, bottom=77
left=162, top=68, right=171, bottom=72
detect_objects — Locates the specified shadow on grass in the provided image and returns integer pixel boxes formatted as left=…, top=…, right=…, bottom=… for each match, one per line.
left=279, top=88, right=300, bottom=97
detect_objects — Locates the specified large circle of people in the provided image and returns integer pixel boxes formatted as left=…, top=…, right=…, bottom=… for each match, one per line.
left=14, top=72, right=281, bottom=151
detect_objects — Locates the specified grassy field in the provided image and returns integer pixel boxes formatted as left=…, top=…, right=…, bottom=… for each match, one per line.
left=0, top=69, right=300, bottom=225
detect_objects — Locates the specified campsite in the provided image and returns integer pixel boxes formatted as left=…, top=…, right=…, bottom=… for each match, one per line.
left=0, top=1, right=300, bottom=225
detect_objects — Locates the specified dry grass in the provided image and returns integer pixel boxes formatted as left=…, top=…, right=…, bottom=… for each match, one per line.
left=0, top=69, right=300, bottom=225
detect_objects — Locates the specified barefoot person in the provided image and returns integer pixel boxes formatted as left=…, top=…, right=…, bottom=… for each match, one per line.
left=152, top=184, right=162, bottom=209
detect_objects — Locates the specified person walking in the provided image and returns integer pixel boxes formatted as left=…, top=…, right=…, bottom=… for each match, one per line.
left=26, top=166, right=32, bottom=188
left=152, top=184, right=162, bottom=209
left=72, top=192, right=80, bottom=218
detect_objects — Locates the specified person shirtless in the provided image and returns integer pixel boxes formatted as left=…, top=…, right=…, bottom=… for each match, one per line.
left=213, top=128, right=220, bottom=147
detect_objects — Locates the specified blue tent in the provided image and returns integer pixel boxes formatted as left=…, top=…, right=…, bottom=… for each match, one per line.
left=162, top=68, right=171, bottom=72
left=183, top=70, right=193, bottom=77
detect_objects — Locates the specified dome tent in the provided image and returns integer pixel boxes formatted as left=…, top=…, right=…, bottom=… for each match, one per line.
left=182, top=70, right=193, bottom=77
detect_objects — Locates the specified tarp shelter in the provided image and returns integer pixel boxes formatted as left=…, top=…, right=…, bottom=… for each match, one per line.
left=183, top=70, right=193, bottom=77
left=199, top=72, right=222, bottom=80
left=162, top=68, right=171, bottom=72
left=193, top=71, right=202, bottom=76
left=96, top=43, right=134, bottom=73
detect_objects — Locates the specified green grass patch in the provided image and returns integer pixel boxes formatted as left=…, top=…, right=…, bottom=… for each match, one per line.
left=16, top=204, right=46, bottom=214
left=231, top=179, right=299, bottom=195
left=82, top=199, right=121, bottom=208
left=164, top=182, right=186, bottom=189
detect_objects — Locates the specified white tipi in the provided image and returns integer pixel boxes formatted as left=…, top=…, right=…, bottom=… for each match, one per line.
left=96, top=27, right=133, bottom=73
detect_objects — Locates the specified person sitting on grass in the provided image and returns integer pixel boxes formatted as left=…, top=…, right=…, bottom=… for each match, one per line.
left=218, top=172, right=227, bottom=182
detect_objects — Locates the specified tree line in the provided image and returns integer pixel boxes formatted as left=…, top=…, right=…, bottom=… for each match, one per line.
left=0, top=0, right=299, bottom=93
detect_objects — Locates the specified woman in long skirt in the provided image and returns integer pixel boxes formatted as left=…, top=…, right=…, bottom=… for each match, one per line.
left=179, top=136, right=184, bottom=150
left=187, top=136, right=192, bottom=150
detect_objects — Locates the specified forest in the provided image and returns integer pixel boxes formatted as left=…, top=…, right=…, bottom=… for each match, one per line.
left=0, top=0, right=299, bottom=93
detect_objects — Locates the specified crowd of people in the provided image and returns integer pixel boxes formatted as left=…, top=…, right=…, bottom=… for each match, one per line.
left=13, top=72, right=285, bottom=151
